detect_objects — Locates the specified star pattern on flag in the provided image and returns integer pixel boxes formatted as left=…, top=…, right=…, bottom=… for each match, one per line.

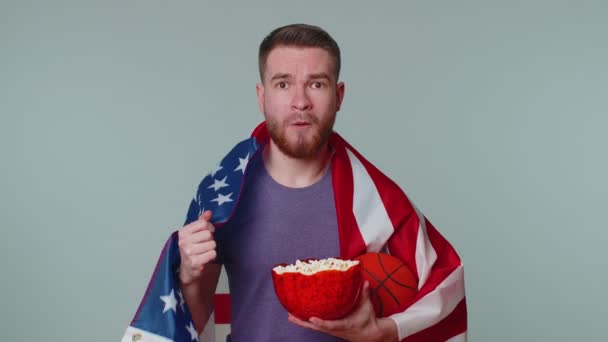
left=211, top=192, right=234, bottom=206
left=190, top=139, right=258, bottom=224
left=186, top=322, right=198, bottom=341
left=207, top=176, right=229, bottom=192
left=160, top=289, right=178, bottom=313
left=234, top=152, right=250, bottom=174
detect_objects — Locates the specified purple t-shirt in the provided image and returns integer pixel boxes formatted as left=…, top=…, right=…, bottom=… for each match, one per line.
left=215, top=152, right=345, bottom=342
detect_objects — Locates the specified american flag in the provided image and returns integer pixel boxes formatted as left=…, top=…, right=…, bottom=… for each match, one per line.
left=122, top=122, right=467, bottom=341
left=121, top=138, right=258, bottom=342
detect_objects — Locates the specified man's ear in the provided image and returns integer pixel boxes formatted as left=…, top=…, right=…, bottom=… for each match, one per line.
left=256, top=83, right=265, bottom=114
left=335, top=81, right=345, bottom=112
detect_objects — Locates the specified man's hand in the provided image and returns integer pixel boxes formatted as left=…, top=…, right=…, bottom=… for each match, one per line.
left=178, top=210, right=217, bottom=285
left=288, top=281, right=399, bottom=342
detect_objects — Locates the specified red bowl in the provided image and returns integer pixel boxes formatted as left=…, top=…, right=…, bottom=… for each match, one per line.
left=271, top=258, right=362, bottom=321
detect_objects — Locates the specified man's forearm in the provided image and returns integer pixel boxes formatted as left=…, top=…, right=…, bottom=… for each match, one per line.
left=180, top=279, right=210, bottom=332
left=376, top=318, right=399, bottom=342
left=179, top=264, right=221, bottom=333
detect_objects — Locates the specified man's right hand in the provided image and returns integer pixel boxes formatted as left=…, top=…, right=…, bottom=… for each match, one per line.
left=178, top=210, right=217, bottom=285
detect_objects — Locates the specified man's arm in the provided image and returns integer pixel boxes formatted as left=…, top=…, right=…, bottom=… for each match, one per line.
left=178, top=210, right=221, bottom=333
left=288, top=281, right=399, bottom=342
left=180, top=263, right=222, bottom=333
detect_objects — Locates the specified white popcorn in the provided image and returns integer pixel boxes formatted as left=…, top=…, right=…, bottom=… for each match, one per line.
left=273, top=257, right=359, bottom=275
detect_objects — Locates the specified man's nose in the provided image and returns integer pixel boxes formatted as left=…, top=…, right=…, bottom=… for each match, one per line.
left=291, top=86, right=312, bottom=111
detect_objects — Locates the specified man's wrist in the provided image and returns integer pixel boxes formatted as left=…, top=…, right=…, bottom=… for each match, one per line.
left=178, top=268, right=195, bottom=287
left=375, top=317, right=399, bottom=342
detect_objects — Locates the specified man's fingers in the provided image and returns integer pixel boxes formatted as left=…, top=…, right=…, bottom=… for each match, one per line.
left=182, top=240, right=217, bottom=257
left=180, top=218, right=215, bottom=235
left=309, top=317, right=347, bottom=331
left=178, top=211, right=215, bottom=284
left=193, top=249, right=217, bottom=266
left=181, top=210, right=214, bottom=234
left=187, top=229, right=215, bottom=244
left=199, top=210, right=212, bottom=222
left=288, top=314, right=321, bottom=331
left=291, top=313, right=348, bottom=332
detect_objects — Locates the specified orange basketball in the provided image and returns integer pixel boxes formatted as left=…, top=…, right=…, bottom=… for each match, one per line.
left=355, top=252, right=418, bottom=317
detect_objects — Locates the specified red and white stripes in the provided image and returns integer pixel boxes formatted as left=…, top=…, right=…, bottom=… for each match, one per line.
left=341, top=140, right=467, bottom=341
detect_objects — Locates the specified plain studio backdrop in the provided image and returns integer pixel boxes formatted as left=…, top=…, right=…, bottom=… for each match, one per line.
left=1, top=1, right=607, bottom=341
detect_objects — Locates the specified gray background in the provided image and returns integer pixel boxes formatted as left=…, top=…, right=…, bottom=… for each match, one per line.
left=2, top=1, right=607, bottom=341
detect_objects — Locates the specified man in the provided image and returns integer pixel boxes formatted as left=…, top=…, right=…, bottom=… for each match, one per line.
left=162, top=24, right=466, bottom=342
left=109, top=25, right=467, bottom=342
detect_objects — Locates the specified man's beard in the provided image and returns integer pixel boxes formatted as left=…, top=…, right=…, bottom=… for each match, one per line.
left=266, top=112, right=336, bottom=159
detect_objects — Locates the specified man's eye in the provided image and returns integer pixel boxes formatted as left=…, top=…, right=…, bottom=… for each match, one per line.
left=277, top=82, right=288, bottom=89
left=311, top=82, right=323, bottom=89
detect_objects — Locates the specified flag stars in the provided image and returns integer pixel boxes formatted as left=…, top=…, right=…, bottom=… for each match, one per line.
left=234, top=153, right=250, bottom=174
left=186, top=321, right=199, bottom=341
left=211, top=192, right=234, bottom=206
left=160, top=289, right=178, bottom=313
left=207, top=176, right=229, bottom=192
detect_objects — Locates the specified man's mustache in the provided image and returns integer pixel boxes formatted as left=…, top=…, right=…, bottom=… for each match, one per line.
left=285, top=113, right=319, bottom=125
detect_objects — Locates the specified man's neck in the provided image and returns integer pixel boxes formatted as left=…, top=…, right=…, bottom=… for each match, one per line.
left=263, top=141, right=332, bottom=188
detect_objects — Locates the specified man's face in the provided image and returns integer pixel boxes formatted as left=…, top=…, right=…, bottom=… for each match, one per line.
left=256, top=46, right=345, bottom=159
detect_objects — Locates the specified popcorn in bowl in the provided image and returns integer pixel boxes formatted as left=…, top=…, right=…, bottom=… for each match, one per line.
left=271, top=257, right=362, bottom=320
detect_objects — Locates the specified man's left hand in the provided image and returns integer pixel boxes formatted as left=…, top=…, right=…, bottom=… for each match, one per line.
left=288, top=281, right=399, bottom=342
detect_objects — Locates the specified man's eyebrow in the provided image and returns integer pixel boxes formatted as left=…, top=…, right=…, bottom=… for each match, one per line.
left=270, top=73, right=292, bottom=81
left=308, top=73, right=332, bottom=81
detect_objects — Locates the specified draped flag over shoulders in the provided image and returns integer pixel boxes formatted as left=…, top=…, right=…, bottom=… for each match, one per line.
left=122, top=122, right=467, bottom=342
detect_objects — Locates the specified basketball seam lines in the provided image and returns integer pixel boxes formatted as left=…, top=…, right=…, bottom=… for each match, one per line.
left=377, top=254, right=417, bottom=290
left=362, top=255, right=418, bottom=316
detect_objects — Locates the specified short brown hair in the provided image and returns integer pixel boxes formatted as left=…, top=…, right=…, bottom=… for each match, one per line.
left=258, top=24, right=341, bottom=81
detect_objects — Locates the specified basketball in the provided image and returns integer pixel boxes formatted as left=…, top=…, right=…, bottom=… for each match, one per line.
left=355, top=252, right=418, bottom=317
